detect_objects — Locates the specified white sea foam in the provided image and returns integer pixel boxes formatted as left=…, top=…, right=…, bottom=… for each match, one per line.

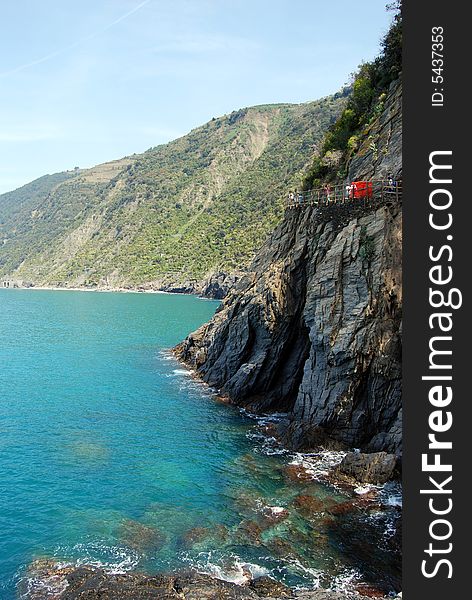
left=281, top=557, right=323, bottom=587
left=240, top=409, right=289, bottom=424
left=385, top=494, right=402, bottom=507
left=53, top=542, right=140, bottom=574
left=247, top=430, right=289, bottom=456
left=354, top=484, right=379, bottom=495
left=267, top=506, right=286, bottom=515
left=327, top=567, right=362, bottom=592
left=379, top=482, right=403, bottom=508
left=288, top=450, right=347, bottom=482
left=243, top=411, right=290, bottom=456
left=20, top=573, right=69, bottom=600
left=243, top=408, right=403, bottom=512
left=181, top=551, right=270, bottom=585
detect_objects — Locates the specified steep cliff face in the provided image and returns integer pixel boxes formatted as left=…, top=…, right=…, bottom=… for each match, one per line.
left=176, top=82, right=402, bottom=455
left=176, top=200, right=402, bottom=455
left=347, top=79, right=402, bottom=181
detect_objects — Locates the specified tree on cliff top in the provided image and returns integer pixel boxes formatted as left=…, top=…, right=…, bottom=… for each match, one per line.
left=303, top=1, right=402, bottom=189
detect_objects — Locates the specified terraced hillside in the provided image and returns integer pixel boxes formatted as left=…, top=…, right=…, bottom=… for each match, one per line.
left=0, top=95, right=345, bottom=289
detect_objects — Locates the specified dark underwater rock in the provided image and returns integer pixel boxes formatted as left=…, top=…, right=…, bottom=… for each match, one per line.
left=119, top=519, right=166, bottom=552
left=282, top=463, right=316, bottom=483
left=180, top=526, right=212, bottom=548
left=234, top=519, right=263, bottom=546
left=260, top=506, right=290, bottom=527
left=292, top=494, right=332, bottom=515
left=264, top=535, right=296, bottom=558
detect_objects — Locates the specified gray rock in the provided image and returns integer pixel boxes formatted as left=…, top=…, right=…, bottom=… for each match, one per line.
left=24, top=564, right=261, bottom=599
left=158, top=270, right=242, bottom=299
left=176, top=200, right=402, bottom=455
left=198, top=271, right=243, bottom=299
left=249, top=576, right=292, bottom=597
left=348, top=79, right=402, bottom=181
left=175, top=81, right=402, bottom=456
left=22, top=561, right=397, bottom=600
left=334, top=451, right=397, bottom=484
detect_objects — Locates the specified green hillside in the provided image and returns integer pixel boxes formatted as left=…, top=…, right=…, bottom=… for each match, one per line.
left=0, top=95, right=345, bottom=289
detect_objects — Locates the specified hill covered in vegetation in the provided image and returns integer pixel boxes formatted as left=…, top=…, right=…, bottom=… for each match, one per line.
left=302, top=0, right=402, bottom=189
left=0, top=96, right=345, bottom=290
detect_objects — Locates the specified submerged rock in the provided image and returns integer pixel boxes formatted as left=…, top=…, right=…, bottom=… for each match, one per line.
left=292, top=494, right=333, bottom=516
left=180, top=526, right=212, bottom=548
left=324, top=510, right=402, bottom=595
left=263, top=535, right=296, bottom=558
left=119, top=519, right=166, bottom=552
left=260, top=506, right=290, bottom=527
left=234, top=519, right=263, bottom=546
left=282, top=463, right=316, bottom=483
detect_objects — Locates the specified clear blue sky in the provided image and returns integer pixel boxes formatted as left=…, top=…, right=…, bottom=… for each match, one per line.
left=0, top=0, right=392, bottom=194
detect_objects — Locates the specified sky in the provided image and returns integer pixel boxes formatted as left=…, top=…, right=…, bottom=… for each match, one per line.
left=0, top=0, right=393, bottom=195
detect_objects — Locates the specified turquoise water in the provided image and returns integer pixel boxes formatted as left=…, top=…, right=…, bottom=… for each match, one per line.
left=0, top=289, right=400, bottom=599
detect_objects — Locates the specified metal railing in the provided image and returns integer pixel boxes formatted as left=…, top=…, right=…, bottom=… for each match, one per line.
left=285, top=179, right=402, bottom=209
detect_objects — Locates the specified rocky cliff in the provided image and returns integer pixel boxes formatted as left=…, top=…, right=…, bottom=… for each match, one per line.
left=347, top=79, right=402, bottom=181
left=176, top=81, right=402, bottom=455
left=177, top=200, right=402, bottom=454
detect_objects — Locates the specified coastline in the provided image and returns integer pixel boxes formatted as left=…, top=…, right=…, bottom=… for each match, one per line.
left=168, top=350, right=402, bottom=597
left=1, top=284, right=178, bottom=295
left=4, top=305, right=401, bottom=599
left=0, top=284, right=225, bottom=300
left=21, top=561, right=402, bottom=600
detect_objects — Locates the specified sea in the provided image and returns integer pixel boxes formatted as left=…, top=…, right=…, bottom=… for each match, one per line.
left=0, top=289, right=401, bottom=599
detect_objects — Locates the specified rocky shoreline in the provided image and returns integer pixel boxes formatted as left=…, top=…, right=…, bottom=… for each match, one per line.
left=19, top=409, right=402, bottom=600
left=18, top=82, right=403, bottom=599
left=0, top=270, right=242, bottom=300
left=22, top=561, right=401, bottom=600
left=166, top=81, right=403, bottom=599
